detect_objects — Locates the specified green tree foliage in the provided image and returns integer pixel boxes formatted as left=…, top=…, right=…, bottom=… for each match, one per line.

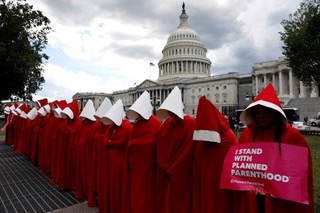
left=280, top=0, right=320, bottom=89
left=0, top=0, right=51, bottom=100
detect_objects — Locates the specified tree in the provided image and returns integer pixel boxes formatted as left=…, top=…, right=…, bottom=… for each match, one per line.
left=0, top=0, right=51, bottom=101
left=280, top=0, right=320, bottom=89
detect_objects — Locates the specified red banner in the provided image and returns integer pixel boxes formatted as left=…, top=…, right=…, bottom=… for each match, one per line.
left=220, top=142, right=309, bottom=204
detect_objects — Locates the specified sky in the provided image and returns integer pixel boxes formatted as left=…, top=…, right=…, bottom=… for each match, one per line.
left=26, top=0, right=303, bottom=102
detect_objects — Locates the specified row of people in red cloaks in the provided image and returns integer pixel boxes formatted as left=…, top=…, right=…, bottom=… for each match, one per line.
left=1, top=84, right=314, bottom=213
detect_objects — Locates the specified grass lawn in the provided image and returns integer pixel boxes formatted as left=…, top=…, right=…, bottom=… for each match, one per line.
left=0, top=120, right=5, bottom=136
left=0, top=120, right=319, bottom=211
left=306, top=135, right=320, bottom=212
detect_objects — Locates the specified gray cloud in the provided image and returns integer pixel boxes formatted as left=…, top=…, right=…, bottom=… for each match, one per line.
left=34, top=0, right=301, bottom=76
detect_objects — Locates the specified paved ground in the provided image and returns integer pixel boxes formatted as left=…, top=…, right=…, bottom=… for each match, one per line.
left=0, top=136, right=98, bottom=213
left=50, top=202, right=98, bottom=213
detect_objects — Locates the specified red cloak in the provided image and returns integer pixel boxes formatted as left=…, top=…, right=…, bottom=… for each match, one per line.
left=192, top=128, right=238, bottom=213
left=122, top=115, right=162, bottom=213
left=98, top=120, right=132, bottom=213
left=56, top=117, right=81, bottom=190
left=74, top=119, right=99, bottom=202
left=156, top=115, right=196, bottom=213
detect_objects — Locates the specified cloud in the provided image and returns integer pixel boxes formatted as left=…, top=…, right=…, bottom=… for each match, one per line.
left=27, top=0, right=302, bottom=101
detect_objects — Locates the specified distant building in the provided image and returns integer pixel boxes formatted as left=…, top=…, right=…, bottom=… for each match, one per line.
left=73, top=4, right=319, bottom=118
left=252, top=56, right=319, bottom=106
left=109, top=5, right=253, bottom=117
left=72, top=92, right=112, bottom=111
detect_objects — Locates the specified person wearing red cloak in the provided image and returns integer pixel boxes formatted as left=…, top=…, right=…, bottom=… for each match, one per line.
left=98, top=100, right=132, bottom=213
left=156, top=86, right=196, bottom=213
left=37, top=102, right=57, bottom=174
left=39, top=100, right=63, bottom=183
left=122, top=91, right=162, bottom=213
left=235, top=83, right=314, bottom=213
left=192, top=96, right=238, bottom=213
left=74, top=99, right=99, bottom=203
left=58, top=100, right=81, bottom=191
left=88, top=97, right=113, bottom=207
left=42, top=101, right=60, bottom=174
left=13, top=103, right=30, bottom=155
left=24, top=107, right=39, bottom=161
left=50, top=100, right=68, bottom=184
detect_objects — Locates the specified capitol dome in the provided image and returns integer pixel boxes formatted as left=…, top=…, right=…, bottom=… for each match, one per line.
left=158, top=3, right=211, bottom=81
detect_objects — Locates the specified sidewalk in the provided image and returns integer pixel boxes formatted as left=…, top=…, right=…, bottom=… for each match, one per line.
left=0, top=137, right=97, bottom=213
left=50, top=202, right=98, bottom=213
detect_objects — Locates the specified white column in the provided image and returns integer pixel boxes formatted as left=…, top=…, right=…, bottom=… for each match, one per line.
left=264, top=74, right=267, bottom=87
left=255, top=75, right=259, bottom=95
left=176, top=62, right=178, bottom=73
left=172, top=62, right=174, bottom=74
left=311, top=83, right=319, bottom=97
left=166, top=63, right=168, bottom=74
left=289, top=70, right=293, bottom=97
left=192, top=61, right=195, bottom=73
left=182, top=61, right=184, bottom=73
left=272, top=73, right=276, bottom=85
left=279, top=70, right=283, bottom=95
left=195, top=62, right=198, bottom=73
left=186, top=61, right=188, bottom=73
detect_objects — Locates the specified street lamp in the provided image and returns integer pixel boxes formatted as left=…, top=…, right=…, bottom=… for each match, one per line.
left=151, top=96, right=160, bottom=115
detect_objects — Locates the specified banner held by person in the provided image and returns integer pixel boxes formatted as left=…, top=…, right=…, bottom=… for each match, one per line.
left=220, top=142, right=309, bottom=204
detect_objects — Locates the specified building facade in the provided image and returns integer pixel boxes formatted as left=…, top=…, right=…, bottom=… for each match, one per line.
left=73, top=4, right=320, bottom=118
left=252, top=56, right=319, bottom=106
left=73, top=92, right=112, bottom=111
left=108, top=5, right=251, bottom=117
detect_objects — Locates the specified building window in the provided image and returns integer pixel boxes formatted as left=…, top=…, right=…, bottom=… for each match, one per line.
left=198, top=88, right=201, bottom=92
left=216, top=86, right=219, bottom=90
left=222, top=93, right=227, bottom=102
left=206, top=94, right=211, bottom=101
left=191, top=96, right=195, bottom=104
left=215, top=93, right=220, bottom=102
left=223, top=85, right=227, bottom=89
left=192, top=88, right=195, bottom=93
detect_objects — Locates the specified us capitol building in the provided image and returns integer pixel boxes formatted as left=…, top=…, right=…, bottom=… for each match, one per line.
left=73, top=4, right=320, bottom=117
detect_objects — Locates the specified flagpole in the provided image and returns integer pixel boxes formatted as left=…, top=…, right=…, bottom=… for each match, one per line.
left=149, top=62, right=155, bottom=80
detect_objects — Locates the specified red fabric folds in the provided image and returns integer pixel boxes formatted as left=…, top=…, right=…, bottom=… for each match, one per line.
left=156, top=115, right=196, bottom=213
left=98, top=120, right=132, bottom=213
left=56, top=117, right=81, bottom=190
left=75, top=119, right=99, bottom=202
left=192, top=130, right=237, bottom=213
left=122, top=115, right=162, bottom=213
left=192, top=96, right=238, bottom=213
